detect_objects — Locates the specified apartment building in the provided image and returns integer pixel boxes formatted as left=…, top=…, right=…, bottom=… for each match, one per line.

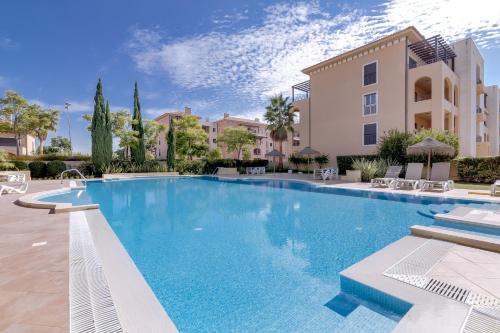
left=291, top=26, right=499, bottom=164
left=0, top=132, right=36, bottom=156
left=154, top=108, right=291, bottom=160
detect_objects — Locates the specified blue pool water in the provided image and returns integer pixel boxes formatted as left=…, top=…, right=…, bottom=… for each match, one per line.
left=41, top=177, right=500, bottom=332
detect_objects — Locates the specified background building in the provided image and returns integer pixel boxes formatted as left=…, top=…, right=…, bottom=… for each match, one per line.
left=154, top=109, right=294, bottom=161
left=291, top=26, right=499, bottom=165
left=0, top=132, right=36, bottom=156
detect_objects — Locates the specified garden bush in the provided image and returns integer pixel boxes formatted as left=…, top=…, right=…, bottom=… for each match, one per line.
left=351, top=158, right=378, bottom=182
left=78, top=161, right=97, bottom=176
left=10, top=160, right=29, bottom=170
left=336, top=155, right=377, bottom=175
left=10, top=154, right=91, bottom=162
left=377, top=129, right=411, bottom=164
left=29, top=161, right=47, bottom=178
left=314, top=154, right=329, bottom=168
left=176, top=160, right=205, bottom=175
left=457, top=156, right=500, bottom=184
left=46, top=160, right=67, bottom=178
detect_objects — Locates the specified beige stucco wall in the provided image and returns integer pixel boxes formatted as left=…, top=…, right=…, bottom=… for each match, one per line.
left=485, top=85, right=499, bottom=156
left=307, top=37, right=408, bottom=166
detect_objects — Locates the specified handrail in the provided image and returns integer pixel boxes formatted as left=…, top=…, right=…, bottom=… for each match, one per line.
left=60, top=169, right=87, bottom=185
left=211, top=167, right=219, bottom=175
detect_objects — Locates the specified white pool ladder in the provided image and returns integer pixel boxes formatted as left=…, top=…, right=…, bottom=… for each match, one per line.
left=60, top=169, right=87, bottom=186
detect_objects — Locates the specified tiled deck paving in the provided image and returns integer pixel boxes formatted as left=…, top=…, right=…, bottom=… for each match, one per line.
left=0, top=180, right=70, bottom=333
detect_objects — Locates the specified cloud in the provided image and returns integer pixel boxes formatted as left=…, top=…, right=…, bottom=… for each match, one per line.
left=0, top=36, right=19, bottom=50
left=128, top=0, right=500, bottom=102
left=143, top=107, right=179, bottom=118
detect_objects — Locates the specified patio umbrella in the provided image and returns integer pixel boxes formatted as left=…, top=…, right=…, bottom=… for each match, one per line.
left=406, top=137, right=455, bottom=180
left=298, top=146, right=321, bottom=174
left=265, top=149, right=285, bottom=174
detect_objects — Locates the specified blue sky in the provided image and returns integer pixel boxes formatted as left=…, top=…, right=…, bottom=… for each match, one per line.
left=1, top=0, right=499, bottom=153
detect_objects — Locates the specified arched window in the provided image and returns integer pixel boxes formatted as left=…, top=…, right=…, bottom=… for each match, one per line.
left=414, top=77, right=432, bottom=102
left=444, top=78, right=452, bottom=102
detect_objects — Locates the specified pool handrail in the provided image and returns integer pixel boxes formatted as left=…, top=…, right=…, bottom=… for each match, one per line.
left=60, top=169, right=87, bottom=185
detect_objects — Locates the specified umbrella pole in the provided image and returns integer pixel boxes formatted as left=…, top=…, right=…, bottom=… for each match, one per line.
left=427, top=151, right=431, bottom=180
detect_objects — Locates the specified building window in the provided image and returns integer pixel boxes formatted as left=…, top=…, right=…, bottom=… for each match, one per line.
left=363, top=123, right=377, bottom=146
left=363, top=92, right=377, bottom=116
left=212, top=128, right=216, bottom=132
left=253, top=148, right=261, bottom=155
left=213, top=138, right=217, bottom=143
left=269, top=142, right=272, bottom=147
left=363, top=62, right=377, bottom=86
left=293, top=140, right=300, bottom=147
left=409, top=57, right=417, bottom=69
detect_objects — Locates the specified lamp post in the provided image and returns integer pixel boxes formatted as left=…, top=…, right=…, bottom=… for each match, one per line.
left=64, top=102, right=72, bottom=155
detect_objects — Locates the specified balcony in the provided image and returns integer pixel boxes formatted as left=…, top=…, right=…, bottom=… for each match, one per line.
left=476, top=107, right=486, bottom=122
left=291, top=80, right=310, bottom=102
left=408, top=35, right=456, bottom=71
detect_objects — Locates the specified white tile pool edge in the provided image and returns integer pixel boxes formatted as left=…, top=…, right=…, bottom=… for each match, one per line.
left=81, top=209, right=178, bottom=333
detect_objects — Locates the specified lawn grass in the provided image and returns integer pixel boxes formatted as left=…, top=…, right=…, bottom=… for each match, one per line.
left=454, top=182, right=490, bottom=191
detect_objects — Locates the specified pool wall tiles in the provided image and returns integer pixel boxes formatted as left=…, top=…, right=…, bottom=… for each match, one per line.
left=340, top=275, right=413, bottom=317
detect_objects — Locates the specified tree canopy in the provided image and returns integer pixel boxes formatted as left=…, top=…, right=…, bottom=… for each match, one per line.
left=174, top=115, right=208, bottom=160
left=217, top=126, right=256, bottom=160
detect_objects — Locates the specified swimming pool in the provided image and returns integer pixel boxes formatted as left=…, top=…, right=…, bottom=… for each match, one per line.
left=41, top=177, right=500, bottom=332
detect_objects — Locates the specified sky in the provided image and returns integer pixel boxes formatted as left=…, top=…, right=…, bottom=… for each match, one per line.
left=1, top=0, right=500, bottom=153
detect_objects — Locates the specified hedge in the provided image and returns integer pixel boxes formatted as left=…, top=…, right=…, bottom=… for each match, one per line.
left=336, top=155, right=377, bottom=175
left=28, top=161, right=48, bottom=178
left=11, top=160, right=29, bottom=170
left=47, top=160, right=67, bottom=178
left=457, top=156, right=500, bottom=184
left=203, top=159, right=268, bottom=174
left=10, top=154, right=91, bottom=162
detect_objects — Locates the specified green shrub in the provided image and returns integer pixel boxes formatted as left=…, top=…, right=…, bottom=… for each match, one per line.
left=176, top=160, right=205, bottom=175
left=457, top=156, right=500, bottom=183
left=46, top=160, right=67, bottom=178
left=11, top=160, right=29, bottom=170
left=0, top=149, right=15, bottom=170
left=409, top=129, right=459, bottom=159
left=377, top=129, right=412, bottom=164
left=203, top=159, right=268, bottom=174
left=336, top=155, right=377, bottom=175
left=10, top=154, right=91, bottom=162
left=351, top=158, right=379, bottom=182
left=78, top=161, right=97, bottom=176
left=314, top=154, right=329, bottom=168
left=29, top=161, right=47, bottom=178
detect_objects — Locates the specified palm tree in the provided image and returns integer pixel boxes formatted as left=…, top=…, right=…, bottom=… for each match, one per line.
left=264, top=94, right=295, bottom=168
left=28, top=105, right=59, bottom=155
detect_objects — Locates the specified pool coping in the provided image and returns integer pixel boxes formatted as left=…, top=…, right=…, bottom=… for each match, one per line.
left=340, top=236, right=471, bottom=333
left=214, top=175, right=500, bottom=204
left=16, top=182, right=99, bottom=213
left=83, top=209, right=178, bottom=333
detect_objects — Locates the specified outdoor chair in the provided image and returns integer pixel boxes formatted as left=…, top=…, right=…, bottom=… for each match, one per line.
left=371, top=165, right=402, bottom=188
left=393, top=163, right=424, bottom=190
left=421, top=162, right=454, bottom=192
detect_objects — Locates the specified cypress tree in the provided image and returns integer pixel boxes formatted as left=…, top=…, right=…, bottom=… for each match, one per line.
left=131, top=82, right=145, bottom=163
left=166, top=117, right=176, bottom=171
left=91, top=79, right=106, bottom=171
left=104, top=100, right=113, bottom=164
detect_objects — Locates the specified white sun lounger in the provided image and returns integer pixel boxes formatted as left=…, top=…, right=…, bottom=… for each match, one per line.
left=371, top=165, right=402, bottom=188
left=492, top=180, right=500, bottom=196
left=314, top=168, right=338, bottom=180
left=393, top=163, right=423, bottom=190
left=0, top=182, right=29, bottom=196
left=421, top=162, right=454, bottom=192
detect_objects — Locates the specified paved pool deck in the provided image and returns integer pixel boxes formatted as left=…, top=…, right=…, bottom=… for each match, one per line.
left=0, top=180, right=70, bottom=333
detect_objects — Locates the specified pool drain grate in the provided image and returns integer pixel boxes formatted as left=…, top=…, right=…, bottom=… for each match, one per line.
left=70, top=211, right=122, bottom=333
left=383, top=239, right=500, bottom=331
